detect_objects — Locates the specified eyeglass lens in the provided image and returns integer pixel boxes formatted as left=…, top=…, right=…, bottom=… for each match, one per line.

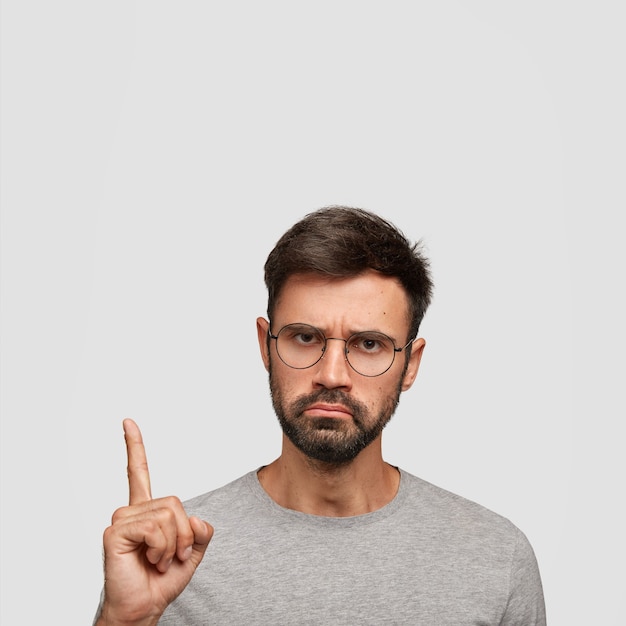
left=274, top=323, right=398, bottom=377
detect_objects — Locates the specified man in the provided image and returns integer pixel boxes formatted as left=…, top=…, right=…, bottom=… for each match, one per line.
left=95, top=207, right=546, bottom=625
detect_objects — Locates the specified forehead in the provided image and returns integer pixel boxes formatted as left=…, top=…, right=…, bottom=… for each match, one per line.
left=273, top=271, right=410, bottom=335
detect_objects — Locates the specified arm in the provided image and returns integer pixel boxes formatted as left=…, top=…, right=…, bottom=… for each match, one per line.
left=95, top=419, right=213, bottom=626
left=501, top=529, right=546, bottom=626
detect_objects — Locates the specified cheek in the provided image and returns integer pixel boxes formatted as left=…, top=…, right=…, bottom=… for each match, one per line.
left=372, top=375, right=404, bottom=404
left=270, top=363, right=308, bottom=396
left=355, top=383, right=386, bottom=410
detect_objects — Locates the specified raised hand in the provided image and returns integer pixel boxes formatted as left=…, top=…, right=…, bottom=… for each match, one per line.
left=97, top=419, right=213, bottom=626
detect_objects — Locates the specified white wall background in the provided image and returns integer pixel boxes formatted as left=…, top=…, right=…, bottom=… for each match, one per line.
left=1, top=2, right=624, bottom=624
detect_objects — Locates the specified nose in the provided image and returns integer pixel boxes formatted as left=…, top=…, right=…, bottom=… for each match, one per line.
left=311, top=338, right=353, bottom=390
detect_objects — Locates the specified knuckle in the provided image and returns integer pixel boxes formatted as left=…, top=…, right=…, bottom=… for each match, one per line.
left=143, top=517, right=159, bottom=534
left=154, top=504, right=176, bottom=524
left=102, top=524, right=115, bottom=544
left=178, top=525, right=194, bottom=545
left=162, top=495, right=183, bottom=509
left=111, top=506, right=129, bottom=523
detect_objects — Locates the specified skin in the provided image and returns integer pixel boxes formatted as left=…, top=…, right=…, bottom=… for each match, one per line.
left=98, top=270, right=425, bottom=623
left=256, top=271, right=425, bottom=517
left=96, top=419, right=213, bottom=626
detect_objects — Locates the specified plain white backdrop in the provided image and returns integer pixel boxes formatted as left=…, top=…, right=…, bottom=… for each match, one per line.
left=1, top=2, right=624, bottom=624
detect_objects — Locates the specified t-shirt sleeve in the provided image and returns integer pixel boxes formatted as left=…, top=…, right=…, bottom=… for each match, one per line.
left=500, top=528, right=547, bottom=626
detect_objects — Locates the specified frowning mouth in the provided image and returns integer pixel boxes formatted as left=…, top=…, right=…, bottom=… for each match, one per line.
left=303, top=403, right=353, bottom=419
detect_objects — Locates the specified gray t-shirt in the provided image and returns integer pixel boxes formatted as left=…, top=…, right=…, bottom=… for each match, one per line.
left=157, top=469, right=545, bottom=625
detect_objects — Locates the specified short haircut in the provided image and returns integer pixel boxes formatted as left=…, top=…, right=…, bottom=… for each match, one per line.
left=264, top=206, right=433, bottom=340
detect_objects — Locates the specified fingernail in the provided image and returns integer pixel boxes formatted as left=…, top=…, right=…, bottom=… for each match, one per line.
left=183, top=545, right=193, bottom=560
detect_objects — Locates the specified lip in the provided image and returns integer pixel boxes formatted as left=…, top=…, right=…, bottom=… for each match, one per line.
left=304, top=403, right=353, bottom=419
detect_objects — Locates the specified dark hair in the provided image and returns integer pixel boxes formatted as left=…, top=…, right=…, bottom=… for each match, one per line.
left=264, top=206, right=433, bottom=339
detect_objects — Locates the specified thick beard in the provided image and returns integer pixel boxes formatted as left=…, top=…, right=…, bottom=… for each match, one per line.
left=269, top=368, right=403, bottom=466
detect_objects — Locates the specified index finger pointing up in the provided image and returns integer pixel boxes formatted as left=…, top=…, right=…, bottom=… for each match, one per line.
left=124, top=418, right=153, bottom=505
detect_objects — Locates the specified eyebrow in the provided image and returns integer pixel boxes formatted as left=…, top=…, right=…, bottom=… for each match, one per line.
left=283, top=322, right=401, bottom=344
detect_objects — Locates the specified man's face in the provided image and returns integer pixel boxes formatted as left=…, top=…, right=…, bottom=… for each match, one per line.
left=256, top=271, right=425, bottom=466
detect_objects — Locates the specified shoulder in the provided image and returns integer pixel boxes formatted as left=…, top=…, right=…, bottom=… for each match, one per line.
left=181, top=470, right=262, bottom=522
left=397, top=470, right=545, bottom=622
left=398, top=469, right=531, bottom=553
left=400, top=469, right=515, bottom=523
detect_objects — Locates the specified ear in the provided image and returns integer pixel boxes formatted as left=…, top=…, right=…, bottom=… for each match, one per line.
left=400, top=338, right=425, bottom=392
left=256, top=317, right=271, bottom=372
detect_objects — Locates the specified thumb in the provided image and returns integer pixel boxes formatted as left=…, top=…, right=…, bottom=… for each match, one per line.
left=187, top=517, right=214, bottom=567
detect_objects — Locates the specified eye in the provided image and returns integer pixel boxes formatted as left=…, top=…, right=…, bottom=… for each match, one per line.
left=294, top=332, right=319, bottom=345
left=350, top=333, right=391, bottom=354
left=282, top=325, right=324, bottom=348
left=361, top=338, right=380, bottom=351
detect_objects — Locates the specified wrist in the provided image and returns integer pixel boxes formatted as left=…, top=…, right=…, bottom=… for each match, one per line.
left=96, top=603, right=161, bottom=626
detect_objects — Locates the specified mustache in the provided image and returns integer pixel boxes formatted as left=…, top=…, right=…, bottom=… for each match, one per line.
left=289, top=389, right=367, bottom=425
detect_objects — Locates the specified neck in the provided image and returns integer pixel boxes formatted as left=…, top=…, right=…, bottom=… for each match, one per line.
left=257, top=436, right=400, bottom=517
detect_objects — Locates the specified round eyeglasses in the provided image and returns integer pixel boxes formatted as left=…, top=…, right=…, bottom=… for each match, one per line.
left=269, top=323, right=414, bottom=377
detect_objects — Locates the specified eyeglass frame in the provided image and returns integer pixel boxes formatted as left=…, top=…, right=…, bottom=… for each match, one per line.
left=268, top=322, right=415, bottom=377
